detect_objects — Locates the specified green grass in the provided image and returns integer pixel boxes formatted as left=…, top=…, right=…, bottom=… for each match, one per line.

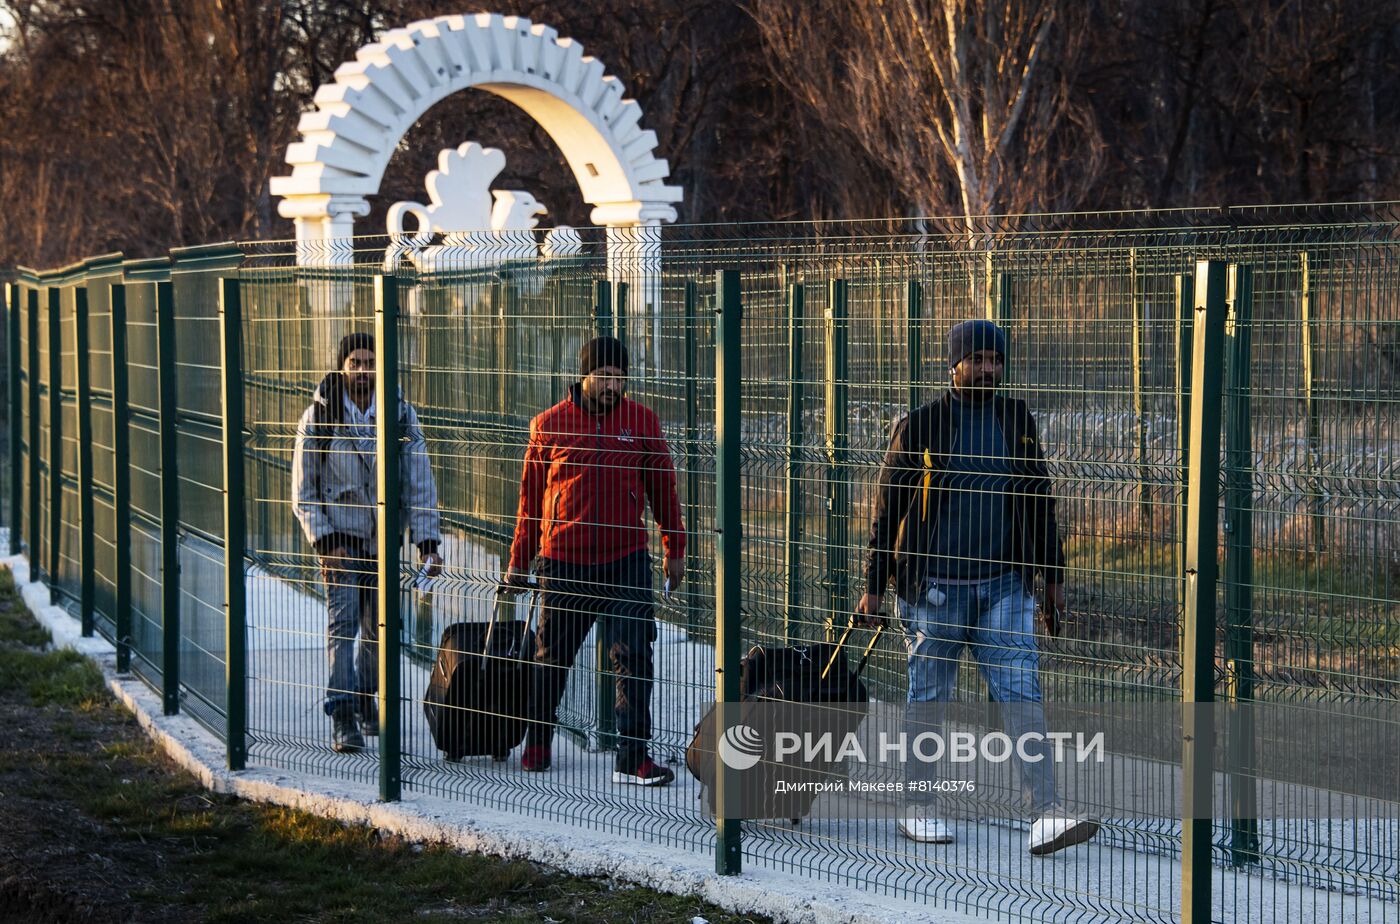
left=0, top=565, right=768, bottom=924
left=0, top=567, right=50, bottom=647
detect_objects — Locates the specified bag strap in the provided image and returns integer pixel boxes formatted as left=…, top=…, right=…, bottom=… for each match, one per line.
left=820, top=622, right=886, bottom=680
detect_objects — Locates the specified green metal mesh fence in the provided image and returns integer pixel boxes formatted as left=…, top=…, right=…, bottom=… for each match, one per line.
left=4, top=205, right=1398, bottom=923
left=87, top=265, right=122, bottom=641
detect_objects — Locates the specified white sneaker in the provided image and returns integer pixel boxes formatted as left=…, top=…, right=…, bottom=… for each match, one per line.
left=898, top=812, right=954, bottom=844
left=1028, top=806, right=1100, bottom=856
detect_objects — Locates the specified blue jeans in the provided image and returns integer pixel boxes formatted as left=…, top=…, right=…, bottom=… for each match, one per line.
left=897, top=571, right=1057, bottom=812
left=323, top=549, right=378, bottom=719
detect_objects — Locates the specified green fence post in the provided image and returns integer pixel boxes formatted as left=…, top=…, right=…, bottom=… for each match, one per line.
left=714, top=268, right=743, bottom=876
left=1175, top=272, right=1194, bottom=614
left=550, top=279, right=564, bottom=399
left=992, top=270, right=1012, bottom=343
left=594, top=280, right=612, bottom=338
left=1, top=285, right=6, bottom=537
left=683, top=280, right=700, bottom=639
left=824, top=279, right=850, bottom=639
left=783, top=283, right=804, bottom=644
left=1182, top=259, right=1227, bottom=924
left=374, top=274, right=402, bottom=801
left=492, top=281, right=506, bottom=422
left=504, top=281, right=518, bottom=419
left=218, top=277, right=247, bottom=768
left=590, top=278, right=617, bottom=750
left=614, top=281, right=629, bottom=346
left=75, top=285, right=95, bottom=636
left=26, top=287, right=40, bottom=575
left=155, top=281, right=182, bottom=714
left=1130, top=248, right=1151, bottom=531
left=110, top=284, right=132, bottom=673
left=1224, top=264, right=1259, bottom=866
left=47, top=286, right=62, bottom=603
left=983, top=251, right=995, bottom=320
left=907, top=280, right=922, bottom=411
left=992, top=270, right=1015, bottom=411
left=8, top=284, right=21, bottom=555
left=1299, top=251, right=1325, bottom=553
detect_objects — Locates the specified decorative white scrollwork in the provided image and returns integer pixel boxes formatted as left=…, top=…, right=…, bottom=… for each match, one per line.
left=385, top=142, right=576, bottom=271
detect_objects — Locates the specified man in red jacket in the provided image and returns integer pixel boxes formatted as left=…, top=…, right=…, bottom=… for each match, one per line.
left=504, top=336, right=686, bottom=785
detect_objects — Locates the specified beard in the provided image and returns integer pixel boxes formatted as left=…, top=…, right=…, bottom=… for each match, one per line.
left=957, top=375, right=999, bottom=400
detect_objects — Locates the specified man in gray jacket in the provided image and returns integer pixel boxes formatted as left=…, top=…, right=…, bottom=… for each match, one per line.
left=292, top=332, right=442, bottom=752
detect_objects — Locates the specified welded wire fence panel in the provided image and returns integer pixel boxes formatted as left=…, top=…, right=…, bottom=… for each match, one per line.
left=1214, top=233, right=1400, bottom=913
left=123, top=275, right=166, bottom=693
left=35, top=283, right=51, bottom=586
left=55, top=281, right=82, bottom=609
left=170, top=252, right=237, bottom=735
left=17, top=281, right=33, bottom=559
left=0, top=282, right=8, bottom=538
left=241, top=266, right=380, bottom=783
left=86, top=271, right=120, bottom=640
left=374, top=251, right=718, bottom=857
left=706, top=245, right=1170, bottom=923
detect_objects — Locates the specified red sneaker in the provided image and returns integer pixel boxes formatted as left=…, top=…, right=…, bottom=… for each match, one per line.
left=521, top=745, right=552, bottom=772
left=612, top=756, right=675, bottom=787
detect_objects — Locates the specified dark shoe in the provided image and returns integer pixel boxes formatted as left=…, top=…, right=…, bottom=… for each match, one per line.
left=358, top=700, right=380, bottom=733
left=612, top=755, right=675, bottom=787
left=332, top=712, right=365, bottom=753
left=521, top=745, right=552, bottom=772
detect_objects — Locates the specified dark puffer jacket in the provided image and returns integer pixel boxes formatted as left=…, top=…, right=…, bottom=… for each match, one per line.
left=864, top=390, right=1065, bottom=605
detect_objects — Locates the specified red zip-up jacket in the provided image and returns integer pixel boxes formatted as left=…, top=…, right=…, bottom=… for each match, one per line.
left=509, top=385, right=687, bottom=570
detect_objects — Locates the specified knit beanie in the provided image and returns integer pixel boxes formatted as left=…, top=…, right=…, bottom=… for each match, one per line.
left=336, top=331, right=375, bottom=369
left=579, top=335, right=629, bottom=377
left=947, top=319, right=1007, bottom=368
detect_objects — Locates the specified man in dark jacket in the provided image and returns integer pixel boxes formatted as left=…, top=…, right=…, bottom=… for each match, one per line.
left=856, top=319, right=1097, bottom=855
left=292, top=332, right=442, bottom=753
left=504, top=336, right=686, bottom=785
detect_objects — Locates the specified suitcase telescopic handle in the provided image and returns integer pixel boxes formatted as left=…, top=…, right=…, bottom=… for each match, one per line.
left=481, top=592, right=505, bottom=665
left=820, top=620, right=887, bottom=681
left=507, top=589, right=540, bottom=660
left=483, top=582, right=539, bottom=662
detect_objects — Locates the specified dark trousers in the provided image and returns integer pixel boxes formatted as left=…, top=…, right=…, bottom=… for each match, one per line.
left=527, top=550, right=657, bottom=768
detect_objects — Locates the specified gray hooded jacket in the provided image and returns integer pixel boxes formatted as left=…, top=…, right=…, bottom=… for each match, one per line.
left=291, top=373, right=441, bottom=556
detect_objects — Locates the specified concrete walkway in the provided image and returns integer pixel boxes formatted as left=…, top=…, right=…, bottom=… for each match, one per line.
left=4, top=547, right=1395, bottom=924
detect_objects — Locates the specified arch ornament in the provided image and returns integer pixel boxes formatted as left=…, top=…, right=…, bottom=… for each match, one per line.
left=271, top=12, right=682, bottom=263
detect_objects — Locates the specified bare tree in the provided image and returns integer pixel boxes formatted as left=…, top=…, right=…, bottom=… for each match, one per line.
left=5, top=0, right=1400, bottom=268
left=754, top=0, right=1102, bottom=232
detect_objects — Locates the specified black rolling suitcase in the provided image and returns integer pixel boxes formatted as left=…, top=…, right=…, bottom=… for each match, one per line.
left=423, top=591, right=537, bottom=761
left=686, top=623, right=885, bottom=821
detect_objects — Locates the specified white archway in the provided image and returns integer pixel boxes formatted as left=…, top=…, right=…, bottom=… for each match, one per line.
left=271, top=12, right=682, bottom=263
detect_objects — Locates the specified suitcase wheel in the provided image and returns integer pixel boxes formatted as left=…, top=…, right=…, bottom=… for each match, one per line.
left=790, top=818, right=802, bottom=826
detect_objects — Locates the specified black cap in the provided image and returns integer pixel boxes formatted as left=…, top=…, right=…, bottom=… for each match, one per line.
left=947, top=319, right=1006, bottom=368
left=336, top=331, right=374, bottom=369
left=579, top=335, right=628, bottom=377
